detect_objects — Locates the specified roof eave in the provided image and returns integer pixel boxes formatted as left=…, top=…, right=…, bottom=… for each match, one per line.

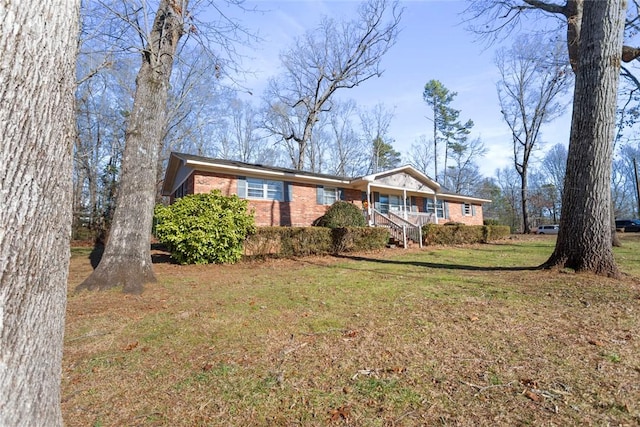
left=185, top=159, right=352, bottom=186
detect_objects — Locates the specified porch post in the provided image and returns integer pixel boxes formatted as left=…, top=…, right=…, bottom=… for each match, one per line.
left=433, top=195, right=439, bottom=225
left=403, top=189, right=407, bottom=219
left=367, top=182, right=372, bottom=225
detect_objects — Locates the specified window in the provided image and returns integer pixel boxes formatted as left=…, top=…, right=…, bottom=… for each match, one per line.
left=389, top=195, right=403, bottom=212
left=426, top=199, right=446, bottom=218
left=463, top=203, right=473, bottom=216
left=323, top=187, right=339, bottom=205
left=317, top=186, right=342, bottom=205
left=375, top=193, right=409, bottom=213
left=246, top=178, right=283, bottom=201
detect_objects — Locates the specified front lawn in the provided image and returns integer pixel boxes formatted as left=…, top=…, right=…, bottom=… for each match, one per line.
left=63, top=235, right=640, bottom=426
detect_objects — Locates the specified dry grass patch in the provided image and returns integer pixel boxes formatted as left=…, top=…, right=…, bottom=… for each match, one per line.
left=63, top=235, right=640, bottom=426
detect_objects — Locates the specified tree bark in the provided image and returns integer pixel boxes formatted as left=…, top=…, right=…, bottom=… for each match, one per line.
left=542, top=0, right=625, bottom=277
left=0, top=0, right=78, bottom=424
left=520, top=166, right=530, bottom=233
left=77, top=0, right=186, bottom=294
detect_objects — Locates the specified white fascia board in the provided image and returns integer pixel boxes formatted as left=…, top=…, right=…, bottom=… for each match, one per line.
left=438, top=194, right=492, bottom=204
left=366, top=182, right=437, bottom=195
left=186, top=160, right=352, bottom=186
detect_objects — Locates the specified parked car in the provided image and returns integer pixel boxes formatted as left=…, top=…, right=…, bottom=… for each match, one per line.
left=615, top=219, right=640, bottom=232
left=536, top=224, right=559, bottom=235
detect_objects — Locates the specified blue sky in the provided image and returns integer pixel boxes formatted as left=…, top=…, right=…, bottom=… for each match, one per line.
left=232, top=0, right=573, bottom=178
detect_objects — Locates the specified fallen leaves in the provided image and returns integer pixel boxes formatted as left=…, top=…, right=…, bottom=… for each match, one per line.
left=524, top=389, right=542, bottom=402
left=123, top=341, right=138, bottom=351
left=351, top=366, right=407, bottom=380
left=328, top=405, right=351, bottom=422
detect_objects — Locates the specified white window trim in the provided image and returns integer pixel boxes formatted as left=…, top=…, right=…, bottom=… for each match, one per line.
left=247, top=178, right=284, bottom=201
left=322, top=187, right=340, bottom=205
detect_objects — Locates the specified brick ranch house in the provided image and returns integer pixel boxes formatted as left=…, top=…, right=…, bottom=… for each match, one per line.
left=161, top=152, right=491, bottom=246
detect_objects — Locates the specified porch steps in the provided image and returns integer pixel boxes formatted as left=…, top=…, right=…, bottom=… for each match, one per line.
left=387, top=235, right=418, bottom=249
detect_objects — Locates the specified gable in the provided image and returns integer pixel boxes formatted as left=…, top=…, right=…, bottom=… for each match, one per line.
left=373, top=172, right=436, bottom=194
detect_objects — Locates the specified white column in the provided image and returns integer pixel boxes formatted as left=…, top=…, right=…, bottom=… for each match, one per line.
left=367, top=182, right=372, bottom=225
left=403, top=189, right=407, bottom=219
left=433, top=195, right=439, bottom=225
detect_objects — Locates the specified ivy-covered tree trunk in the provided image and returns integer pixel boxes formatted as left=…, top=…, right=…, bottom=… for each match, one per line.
left=0, top=0, right=78, bottom=424
left=542, top=0, right=624, bottom=277
left=77, top=0, right=186, bottom=294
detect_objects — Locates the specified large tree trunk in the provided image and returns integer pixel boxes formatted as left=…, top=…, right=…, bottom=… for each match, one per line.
left=542, top=0, right=624, bottom=277
left=77, top=0, right=186, bottom=294
left=520, top=167, right=530, bottom=234
left=0, top=0, right=78, bottom=424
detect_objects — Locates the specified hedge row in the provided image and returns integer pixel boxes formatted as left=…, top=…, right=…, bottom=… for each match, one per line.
left=244, top=226, right=390, bottom=258
left=422, top=224, right=511, bottom=245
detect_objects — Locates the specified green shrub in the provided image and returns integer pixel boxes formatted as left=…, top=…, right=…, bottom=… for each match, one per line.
left=422, top=224, right=511, bottom=245
left=483, top=218, right=500, bottom=226
left=485, top=225, right=511, bottom=241
left=245, top=227, right=332, bottom=257
left=280, top=227, right=334, bottom=256
left=315, top=201, right=367, bottom=228
left=154, top=191, right=256, bottom=264
left=244, top=226, right=388, bottom=258
left=331, top=227, right=389, bottom=253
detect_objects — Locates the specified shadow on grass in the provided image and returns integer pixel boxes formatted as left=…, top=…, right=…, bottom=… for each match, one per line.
left=88, top=242, right=174, bottom=269
left=151, top=243, right=174, bottom=264
left=335, top=254, right=541, bottom=272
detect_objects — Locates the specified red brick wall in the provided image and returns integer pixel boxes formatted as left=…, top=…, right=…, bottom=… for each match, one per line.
left=173, top=171, right=484, bottom=226
left=184, top=171, right=364, bottom=227
left=446, top=201, right=484, bottom=225
left=193, top=171, right=236, bottom=196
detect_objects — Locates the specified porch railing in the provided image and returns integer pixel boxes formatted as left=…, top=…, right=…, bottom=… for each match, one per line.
left=387, top=211, right=423, bottom=248
left=371, top=210, right=423, bottom=248
left=404, top=212, right=436, bottom=227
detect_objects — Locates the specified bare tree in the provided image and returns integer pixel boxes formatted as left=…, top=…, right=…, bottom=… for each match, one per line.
left=496, top=34, right=572, bottom=233
left=326, top=100, right=370, bottom=177
left=542, top=0, right=626, bottom=276
left=77, top=0, right=251, bottom=293
left=74, top=55, right=135, bottom=238
left=0, top=0, right=78, bottom=424
left=78, top=0, right=189, bottom=293
left=262, top=0, right=401, bottom=170
left=612, top=144, right=640, bottom=218
left=467, top=0, right=640, bottom=253
left=307, top=126, right=333, bottom=173
left=466, top=0, right=640, bottom=69
left=495, top=167, right=523, bottom=231
left=158, top=48, right=234, bottom=198
left=360, top=103, right=398, bottom=173
left=407, top=135, right=435, bottom=177
left=540, top=142, right=567, bottom=221
left=447, top=136, right=487, bottom=194
left=226, top=99, right=264, bottom=163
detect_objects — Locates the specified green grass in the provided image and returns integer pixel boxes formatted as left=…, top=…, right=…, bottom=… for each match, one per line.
left=63, top=235, right=640, bottom=426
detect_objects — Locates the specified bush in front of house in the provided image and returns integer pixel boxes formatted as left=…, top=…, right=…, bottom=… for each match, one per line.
left=314, top=201, right=367, bottom=228
left=154, top=190, right=256, bottom=264
left=244, top=226, right=388, bottom=258
left=422, top=223, right=511, bottom=245
left=483, top=225, right=511, bottom=241
left=331, top=227, right=390, bottom=253
left=244, top=227, right=332, bottom=257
